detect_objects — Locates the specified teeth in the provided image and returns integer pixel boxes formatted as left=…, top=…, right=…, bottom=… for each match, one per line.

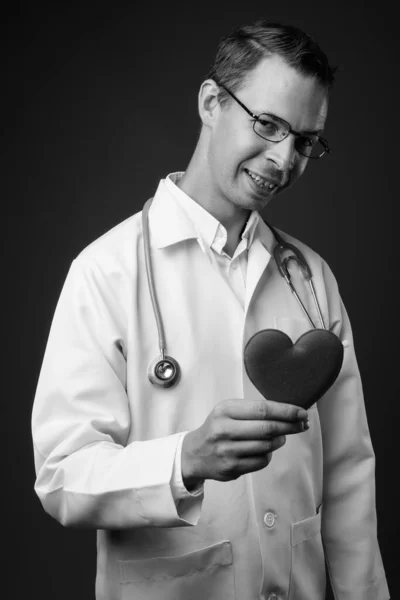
left=247, top=169, right=275, bottom=189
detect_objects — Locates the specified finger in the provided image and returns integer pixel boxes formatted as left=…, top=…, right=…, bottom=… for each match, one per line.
left=230, top=437, right=287, bottom=456
left=224, top=418, right=306, bottom=440
left=217, top=437, right=286, bottom=480
left=235, top=436, right=286, bottom=469
left=222, top=398, right=308, bottom=423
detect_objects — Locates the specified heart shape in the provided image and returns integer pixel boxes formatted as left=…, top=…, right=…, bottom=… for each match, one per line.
left=243, top=329, right=344, bottom=409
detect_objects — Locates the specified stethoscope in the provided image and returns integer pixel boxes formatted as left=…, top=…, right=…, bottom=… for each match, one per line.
left=142, top=197, right=327, bottom=389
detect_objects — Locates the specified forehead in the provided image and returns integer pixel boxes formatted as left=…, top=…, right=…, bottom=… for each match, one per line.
left=238, top=55, right=328, bottom=130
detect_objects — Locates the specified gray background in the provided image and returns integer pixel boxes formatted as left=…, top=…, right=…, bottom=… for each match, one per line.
left=4, top=1, right=398, bottom=598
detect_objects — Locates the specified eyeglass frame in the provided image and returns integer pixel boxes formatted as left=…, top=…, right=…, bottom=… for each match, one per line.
left=217, top=83, right=330, bottom=160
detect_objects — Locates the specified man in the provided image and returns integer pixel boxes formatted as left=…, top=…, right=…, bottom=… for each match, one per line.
left=32, top=20, right=390, bottom=600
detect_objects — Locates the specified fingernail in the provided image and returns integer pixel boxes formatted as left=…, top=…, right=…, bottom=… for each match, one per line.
left=304, top=419, right=310, bottom=430
left=297, top=409, right=308, bottom=420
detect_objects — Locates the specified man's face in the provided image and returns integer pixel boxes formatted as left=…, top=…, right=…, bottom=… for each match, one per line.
left=208, top=55, right=328, bottom=212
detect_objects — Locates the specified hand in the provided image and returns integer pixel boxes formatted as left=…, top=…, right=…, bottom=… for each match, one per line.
left=181, top=398, right=309, bottom=489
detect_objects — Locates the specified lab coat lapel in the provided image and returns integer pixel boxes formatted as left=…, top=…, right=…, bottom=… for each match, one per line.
left=244, top=219, right=275, bottom=314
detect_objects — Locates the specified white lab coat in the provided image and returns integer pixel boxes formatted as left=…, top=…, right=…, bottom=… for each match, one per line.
left=32, top=179, right=390, bottom=600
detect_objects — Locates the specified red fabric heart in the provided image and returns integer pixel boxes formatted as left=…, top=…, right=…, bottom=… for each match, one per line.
left=243, top=329, right=344, bottom=409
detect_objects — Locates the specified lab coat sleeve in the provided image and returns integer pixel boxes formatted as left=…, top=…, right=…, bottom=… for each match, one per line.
left=32, top=257, right=203, bottom=529
left=318, top=262, right=390, bottom=600
left=171, top=432, right=205, bottom=522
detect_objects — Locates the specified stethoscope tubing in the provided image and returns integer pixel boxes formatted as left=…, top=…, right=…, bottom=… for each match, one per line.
left=142, top=198, right=167, bottom=356
left=142, top=198, right=181, bottom=388
left=142, top=198, right=326, bottom=387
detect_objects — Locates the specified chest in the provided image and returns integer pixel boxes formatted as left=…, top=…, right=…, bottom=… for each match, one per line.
left=124, top=238, right=322, bottom=440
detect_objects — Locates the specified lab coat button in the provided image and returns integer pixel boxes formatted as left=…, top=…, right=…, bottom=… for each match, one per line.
left=263, top=512, right=276, bottom=527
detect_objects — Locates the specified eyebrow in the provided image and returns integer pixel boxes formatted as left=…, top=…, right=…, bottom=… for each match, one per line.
left=221, top=85, right=327, bottom=138
left=301, top=127, right=325, bottom=135
left=255, top=109, right=325, bottom=136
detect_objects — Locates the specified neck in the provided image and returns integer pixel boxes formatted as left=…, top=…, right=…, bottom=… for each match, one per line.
left=177, top=146, right=250, bottom=256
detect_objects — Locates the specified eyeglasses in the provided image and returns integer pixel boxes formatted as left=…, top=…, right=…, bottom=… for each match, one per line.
left=219, top=84, right=330, bottom=160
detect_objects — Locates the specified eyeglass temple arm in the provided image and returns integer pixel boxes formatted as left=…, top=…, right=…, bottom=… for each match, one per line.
left=217, top=84, right=259, bottom=120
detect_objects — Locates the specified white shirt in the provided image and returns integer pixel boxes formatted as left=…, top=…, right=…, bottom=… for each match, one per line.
left=165, top=172, right=260, bottom=308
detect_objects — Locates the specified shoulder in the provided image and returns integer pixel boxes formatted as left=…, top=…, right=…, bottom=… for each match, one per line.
left=265, top=221, right=339, bottom=292
left=270, top=222, right=330, bottom=265
left=73, top=210, right=144, bottom=273
left=272, top=224, right=322, bottom=263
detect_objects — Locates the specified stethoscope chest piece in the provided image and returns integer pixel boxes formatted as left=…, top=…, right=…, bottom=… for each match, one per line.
left=148, top=355, right=181, bottom=388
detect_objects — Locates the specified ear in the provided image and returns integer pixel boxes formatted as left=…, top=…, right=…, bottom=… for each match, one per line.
left=198, top=79, right=221, bottom=127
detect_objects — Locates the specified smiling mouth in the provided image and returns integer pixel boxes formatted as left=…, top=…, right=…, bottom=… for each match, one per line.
left=244, top=168, right=279, bottom=190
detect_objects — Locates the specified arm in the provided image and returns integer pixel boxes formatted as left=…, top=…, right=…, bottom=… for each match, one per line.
left=318, top=262, right=390, bottom=600
left=32, top=257, right=203, bottom=529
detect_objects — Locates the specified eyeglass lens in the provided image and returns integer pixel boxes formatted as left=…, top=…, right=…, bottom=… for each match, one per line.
left=254, top=115, right=326, bottom=159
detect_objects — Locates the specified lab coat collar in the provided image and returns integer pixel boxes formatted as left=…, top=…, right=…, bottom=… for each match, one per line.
left=148, top=177, right=199, bottom=249
left=164, top=172, right=221, bottom=252
left=148, top=174, right=276, bottom=257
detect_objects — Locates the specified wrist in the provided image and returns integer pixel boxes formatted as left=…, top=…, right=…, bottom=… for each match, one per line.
left=181, top=430, right=204, bottom=491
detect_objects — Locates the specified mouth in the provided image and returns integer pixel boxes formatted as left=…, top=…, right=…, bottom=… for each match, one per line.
left=244, top=168, right=281, bottom=192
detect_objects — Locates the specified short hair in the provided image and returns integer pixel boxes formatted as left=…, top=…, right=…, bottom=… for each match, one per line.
left=206, top=20, right=336, bottom=104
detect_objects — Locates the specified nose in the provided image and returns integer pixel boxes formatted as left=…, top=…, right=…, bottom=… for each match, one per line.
left=264, top=134, right=296, bottom=172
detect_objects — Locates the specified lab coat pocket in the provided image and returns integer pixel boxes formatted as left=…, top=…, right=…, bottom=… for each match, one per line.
left=118, top=540, right=235, bottom=600
left=289, top=506, right=325, bottom=600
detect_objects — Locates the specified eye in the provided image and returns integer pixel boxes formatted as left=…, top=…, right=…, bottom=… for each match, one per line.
left=255, top=117, right=280, bottom=137
left=297, top=136, right=317, bottom=148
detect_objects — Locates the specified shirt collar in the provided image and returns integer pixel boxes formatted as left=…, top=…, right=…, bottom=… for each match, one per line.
left=165, top=172, right=221, bottom=252
left=148, top=172, right=275, bottom=255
